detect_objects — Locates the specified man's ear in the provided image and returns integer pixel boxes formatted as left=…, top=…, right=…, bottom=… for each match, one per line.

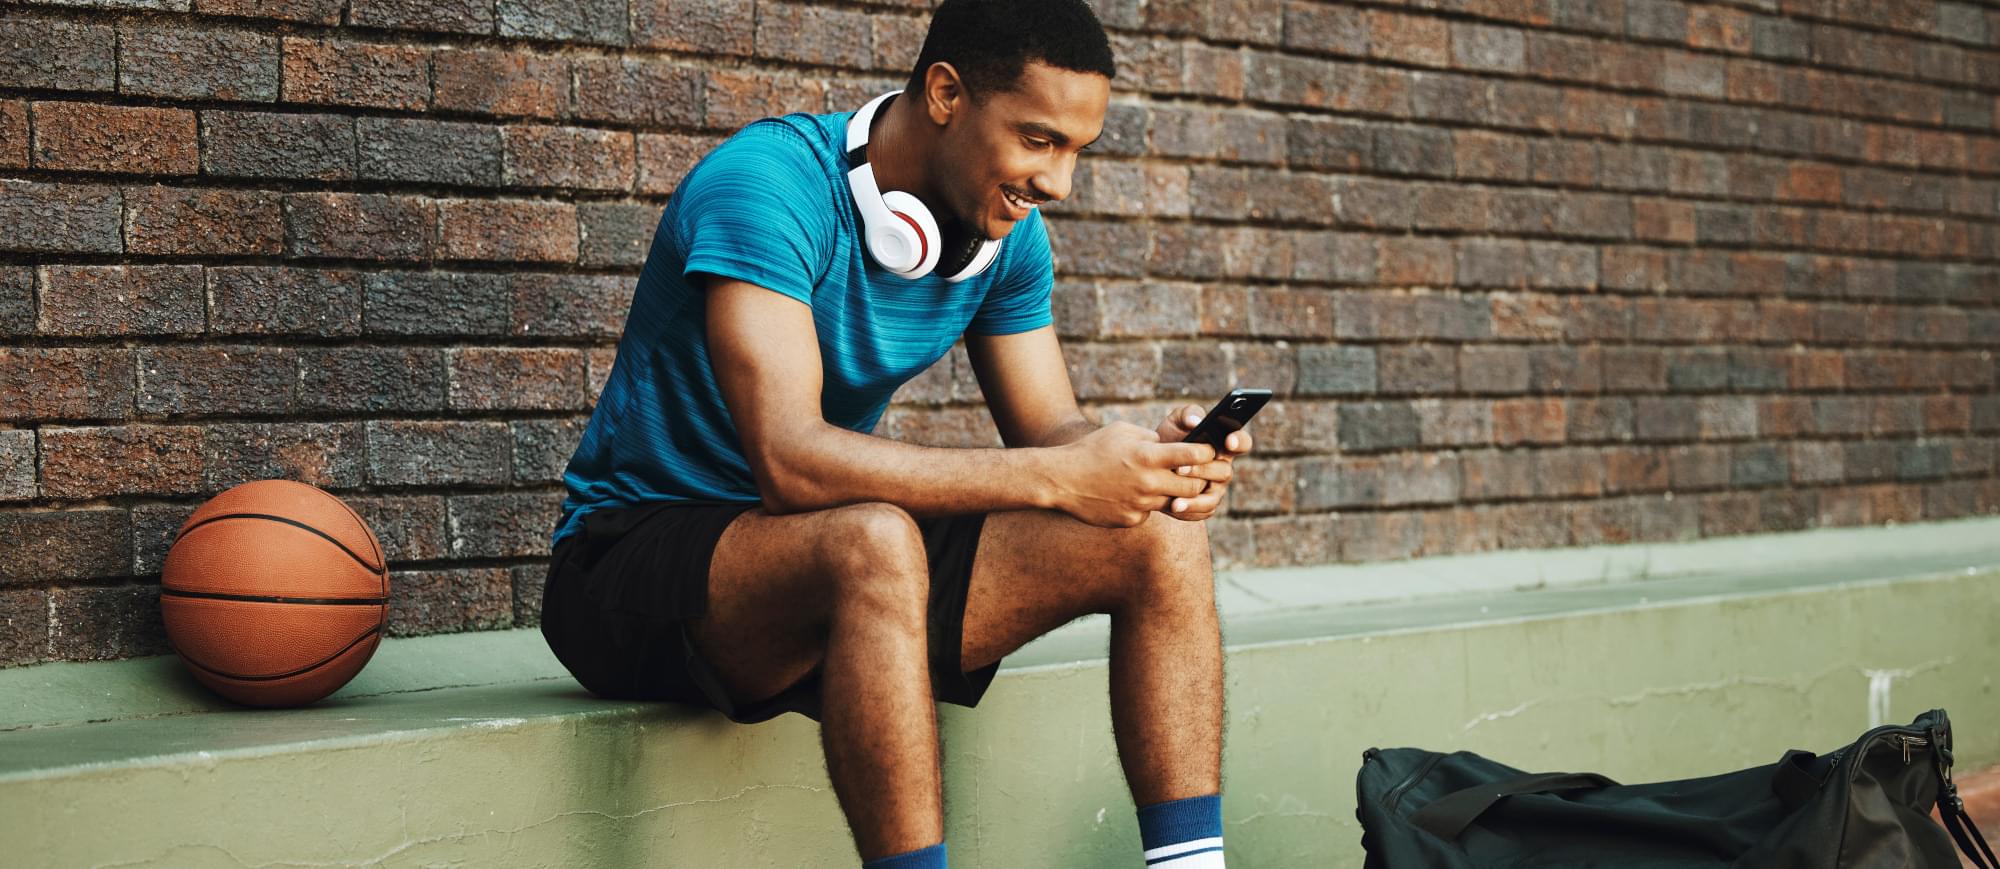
left=922, top=62, right=964, bottom=127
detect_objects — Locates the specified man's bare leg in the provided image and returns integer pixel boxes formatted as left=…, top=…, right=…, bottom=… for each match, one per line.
left=684, top=503, right=1219, bottom=857
left=686, top=503, right=942, bottom=860
left=958, top=509, right=1222, bottom=805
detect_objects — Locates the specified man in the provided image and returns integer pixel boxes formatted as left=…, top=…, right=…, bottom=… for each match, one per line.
left=540, top=1, right=1254, bottom=866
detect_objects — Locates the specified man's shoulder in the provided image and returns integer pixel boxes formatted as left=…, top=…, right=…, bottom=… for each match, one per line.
left=697, top=112, right=847, bottom=184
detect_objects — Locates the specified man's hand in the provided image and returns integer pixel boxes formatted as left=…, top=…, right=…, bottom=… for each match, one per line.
left=1153, top=404, right=1256, bottom=522
left=1046, top=422, right=1215, bottom=528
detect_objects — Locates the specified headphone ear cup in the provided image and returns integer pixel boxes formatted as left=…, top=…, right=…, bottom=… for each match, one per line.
left=864, top=214, right=925, bottom=273
left=880, top=191, right=942, bottom=278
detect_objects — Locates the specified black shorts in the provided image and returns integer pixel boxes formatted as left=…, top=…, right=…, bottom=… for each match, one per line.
left=538, top=499, right=999, bottom=723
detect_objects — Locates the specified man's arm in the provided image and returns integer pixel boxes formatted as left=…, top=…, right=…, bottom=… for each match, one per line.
left=706, top=276, right=1212, bottom=525
left=963, top=325, right=1094, bottom=448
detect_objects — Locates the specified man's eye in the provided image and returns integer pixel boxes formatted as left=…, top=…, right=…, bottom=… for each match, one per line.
left=1023, top=137, right=1050, bottom=150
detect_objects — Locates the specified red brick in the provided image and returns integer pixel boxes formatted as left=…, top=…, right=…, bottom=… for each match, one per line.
left=447, top=348, right=591, bottom=411
left=438, top=199, right=579, bottom=263
left=0, top=100, right=25, bottom=169
left=38, top=265, right=204, bottom=336
left=0, top=348, right=136, bottom=422
left=877, top=406, right=1003, bottom=449
left=1490, top=292, right=1565, bottom=341
left=433, top=49, right=569, bottom=118
left=1250, top=514, right=1339, bottom=568
left=281, top=38, right=430, bottom=111
left=1338, top=511, right=1423, bottom=563
left=502, top=126, right=635, bottom=191
left=123, top=186, right=283, bottom=256
left=31, top=102, right=197, bottom=175
left=638, top=132, right=726, bottom=195
left=41, top=425, right=202, bottom=499
left=1492, top=398, right=1566, bottom=445
left=1376, top=237, right=1454, bottom=286
left=1368, top=10, right=1450, bottom=67
left=387, top=568, right=514, bottom=637
left=137, top=345, right=300, bottom=415
left=1452, top=130, right=1529, bottom=181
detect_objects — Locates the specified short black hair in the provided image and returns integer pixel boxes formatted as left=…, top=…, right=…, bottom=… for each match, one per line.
left=905, top=0, right=1116, bottom=98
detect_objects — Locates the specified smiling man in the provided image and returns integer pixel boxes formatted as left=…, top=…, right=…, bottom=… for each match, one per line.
left=539, top=1, right=1252, bottom=866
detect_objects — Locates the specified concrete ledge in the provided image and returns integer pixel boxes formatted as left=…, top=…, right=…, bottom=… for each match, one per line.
left=3, top=518, right=1998, bottom=867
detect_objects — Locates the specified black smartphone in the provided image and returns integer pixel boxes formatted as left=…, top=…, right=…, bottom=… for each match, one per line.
left=1182, top=388, right=1271, bottom=451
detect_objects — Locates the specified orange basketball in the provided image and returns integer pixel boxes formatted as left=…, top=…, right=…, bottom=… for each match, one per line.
left=160, top=479, right=389, bottom=707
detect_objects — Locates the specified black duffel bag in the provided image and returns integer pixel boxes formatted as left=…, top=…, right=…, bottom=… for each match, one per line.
left=1357, top=708, right=1996, bottom=868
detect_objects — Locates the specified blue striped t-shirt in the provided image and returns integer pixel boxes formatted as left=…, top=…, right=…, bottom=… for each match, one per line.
left=550, top=109, right=1056, bottom=548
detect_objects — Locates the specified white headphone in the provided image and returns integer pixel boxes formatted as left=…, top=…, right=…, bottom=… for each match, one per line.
left=845, top=91, right=1002, bottom=282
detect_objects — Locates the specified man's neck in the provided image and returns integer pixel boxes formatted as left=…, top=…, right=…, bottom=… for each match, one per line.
left=867, top=92, right=940, bottom=213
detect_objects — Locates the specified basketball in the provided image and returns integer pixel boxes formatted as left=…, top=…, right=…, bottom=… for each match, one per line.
left=160, top=479, right=390, bottom=708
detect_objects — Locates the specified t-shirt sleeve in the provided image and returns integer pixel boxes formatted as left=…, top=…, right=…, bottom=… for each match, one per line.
left=674, top=124, right=835, bottom=305
left=967, top=209, right=1055, bottom=336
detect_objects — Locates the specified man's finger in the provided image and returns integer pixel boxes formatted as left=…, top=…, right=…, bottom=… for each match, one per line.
left=1168, top=488, right=1225, bottom=517
left=1221, top=428, right=1255, bottom=456
left=1147, top=441, right=1216, bottom=468
left=1174, top=460, right=1233, bottom=484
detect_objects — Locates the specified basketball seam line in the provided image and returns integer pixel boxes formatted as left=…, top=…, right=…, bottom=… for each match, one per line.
left=171, top=624, right=383, bottom=683
left=329, top=495, right=387, bottom=580
left=173, top=512, right=386, bottom=576
left=161, top=588, right=389, bottom=605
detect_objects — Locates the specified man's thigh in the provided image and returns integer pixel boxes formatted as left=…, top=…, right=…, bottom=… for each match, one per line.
left=684, top=507, right=854, bottom=705
left=959, top=509, right=1213, bottom=672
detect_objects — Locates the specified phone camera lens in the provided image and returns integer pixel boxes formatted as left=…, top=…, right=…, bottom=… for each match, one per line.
left=1232, top=399, right=1246, bottom=409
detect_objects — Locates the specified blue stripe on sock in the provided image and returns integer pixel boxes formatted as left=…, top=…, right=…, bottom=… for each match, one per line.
left=1146, top=845, right=1225, bottom=865
left=862, top=842, right=946, bottom=869
left=1136, top=793, right=1223, bottom=851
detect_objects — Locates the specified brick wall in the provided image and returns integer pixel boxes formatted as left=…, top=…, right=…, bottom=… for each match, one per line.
left=0, top=0, right=1996, bottom=667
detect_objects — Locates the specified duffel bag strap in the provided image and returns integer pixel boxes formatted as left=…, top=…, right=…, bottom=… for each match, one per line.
left=1410, top=771, right=1620, bottom=841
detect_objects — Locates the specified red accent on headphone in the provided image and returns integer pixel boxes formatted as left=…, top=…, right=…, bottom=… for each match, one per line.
left=892, top=210, right=928, bottom=268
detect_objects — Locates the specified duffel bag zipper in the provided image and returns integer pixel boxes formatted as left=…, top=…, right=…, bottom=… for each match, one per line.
left=1844, top=724, right=1943, bottom=782
left=1383, top=752, right=1446, bottom=812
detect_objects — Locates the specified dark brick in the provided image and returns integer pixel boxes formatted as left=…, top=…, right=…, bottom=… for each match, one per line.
left=1897, top=440, right=1954, bottom=481
left=575, top=204, right=656, bottom=268
left=1285, top=117, right=1371, bottom=171
left=201, top=422, right=366, bottom=490
left=1158, top=343, right=1232, bottom=399
left=0, top=266, right=31, bottom=335
left=281, top=38, right=431, bottom=111
left=200, top=111, right=354, bottom=181
left=30, top=102, right=197, bottom=175
left=0, top=429, right=33, bottom=501
left=349, top=0, right=494, bottom=34
left=1635, top=397, right=1700, bottom=441
left=137, top=346, right=299, bottom=415
left=503, top=126, right=635, bottom=191
left=1339, top=401, right=1420, bottom=451
left=123, top=186, right=283, bottom=256
left=1459, top=346, right=1531, bottom=394
left=1062, top=343, right=1159, bottom=401
left=49, top=585, right=168, bottom=661
left=132, top=503, right=196, bottom=575
left=1099, top=281, right=1201, bottom=338
left=574, top=58, right=705, bottom=127
left=364, top=272, right=511, bottom=336
left=0, top=587, right=50, bottom=665
left=507, top=273, right=631, bottom=338
left=387, top=567, right=513, bottom=637
left=39, top=265, right=203, bottom=336
left=195, top=0, right=345, bottom=23
left=512, top=564, right=546, bottom=628
left=1373, top=125, right=1454, bottom=176
left=1302, top=453, right=1459, bottom=509
left=208, top=267, right=364, bottom=337
left=1378, top=345, right=1457, bottom=394
left=632, top=0, right=755, bottom=53
left=1335, top=291, right=1490, bottom=341
left=447, top=491, right=564, bottom=558
left=1283, top=1, right=1367, bottom=55
left=0, top=509, right=132, bottom=584
left=432, top=49, right=569, bottom=118
left=438, top=199, right=579, bottom=263
left=447, top=348, right=589, bottom=411
left=1666, top=348, right=1730, bottom=391
left=755, top=3, right=873, bottom=67
left=119, top=27, right=279, bottom=101
left=498, top=0, right=627, bottom=44
left=1451, top=22, right=1525, bottom=73
left=1047, top=218, right=1149, bottom=278
left=1297, top=345, right=1376, bottom=396
left=1730, top=443, right=1789, bottom=487
left=1843, top=442, right=1899, bottom=483
left=366, top=421, right=512, bottom=487
left=41, top=425, right=202, bottom=499
left=512, top=417, right=588, bottom=483
left=284, top=193, right=435, bottom=262
left=358, top=118, right=502, bottom=187
left=0, top=349, right=136, bottom=422
left=349, top=495, right=448, bottom=564
left=0, top=18, right=116, bottom=91
left=298, top=347, right=446, bottom=413
left=1626, top=0, right=1688, bottom=41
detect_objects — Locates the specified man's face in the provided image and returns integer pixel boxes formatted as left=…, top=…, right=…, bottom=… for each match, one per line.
left=935, top=61, right=1110, bottom=241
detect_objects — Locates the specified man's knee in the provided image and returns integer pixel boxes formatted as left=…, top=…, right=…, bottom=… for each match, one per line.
left=817, top=502, right=929, bottom=620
